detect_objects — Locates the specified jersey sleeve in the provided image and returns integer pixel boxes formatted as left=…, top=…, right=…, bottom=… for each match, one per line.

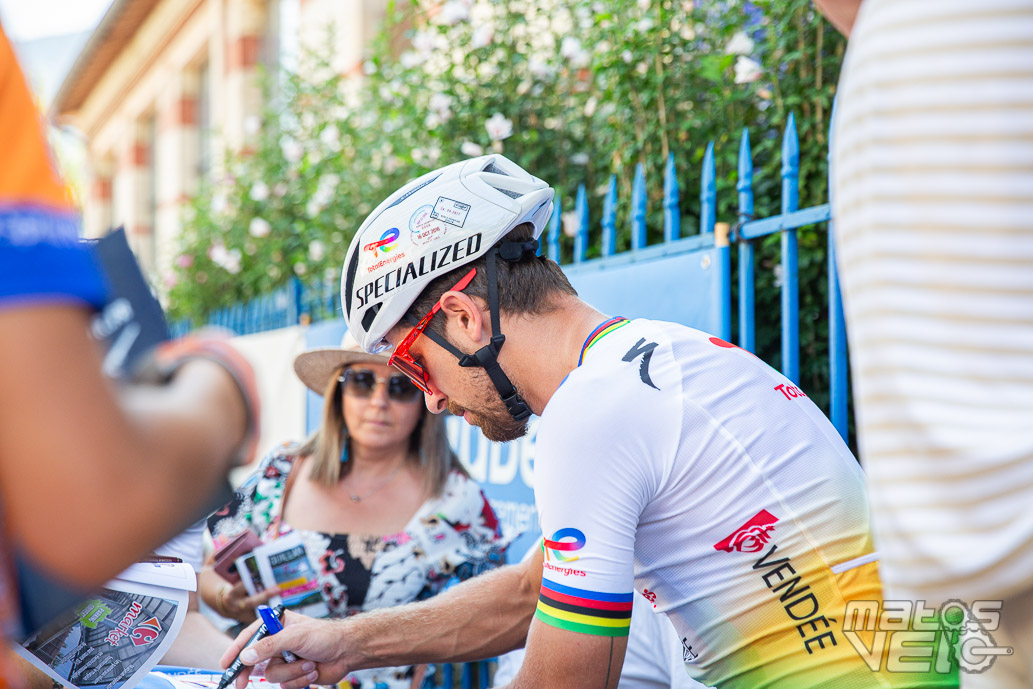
left=532, top=391, right=667, bottom=637
left=0, top=25, right=107, bottom=311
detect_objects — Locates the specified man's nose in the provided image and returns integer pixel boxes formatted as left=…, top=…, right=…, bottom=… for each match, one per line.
left=423, top=379, right=448, bottom=414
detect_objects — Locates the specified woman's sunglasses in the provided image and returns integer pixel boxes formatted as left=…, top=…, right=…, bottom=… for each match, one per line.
left=338, top=369, right=422, bottom=403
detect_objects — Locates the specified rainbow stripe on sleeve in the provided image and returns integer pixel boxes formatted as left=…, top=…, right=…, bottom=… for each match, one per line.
left=535, top=580, right=633, bottom=637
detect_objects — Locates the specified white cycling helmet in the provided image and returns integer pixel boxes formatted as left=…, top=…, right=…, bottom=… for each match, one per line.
left=341, top=154, right=554, bottom=354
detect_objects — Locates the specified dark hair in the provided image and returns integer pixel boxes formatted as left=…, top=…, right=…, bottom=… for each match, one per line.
left=404, top=223, right=577, bottom=339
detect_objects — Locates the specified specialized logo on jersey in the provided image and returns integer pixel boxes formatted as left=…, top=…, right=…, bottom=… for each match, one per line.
left=713, top=509, right=779, bottom=553
left=543, top=528, right=586, bottom=562
left=363, top=227, right=401, bottom=254
left=622, top=338, right=660, bottom=390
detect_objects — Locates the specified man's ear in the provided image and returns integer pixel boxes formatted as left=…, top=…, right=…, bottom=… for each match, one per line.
left=439, top=291, right=489, bottom=347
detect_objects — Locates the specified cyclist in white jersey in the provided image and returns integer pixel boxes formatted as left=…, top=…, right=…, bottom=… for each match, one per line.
left=227, top=156, right=956, bottom=689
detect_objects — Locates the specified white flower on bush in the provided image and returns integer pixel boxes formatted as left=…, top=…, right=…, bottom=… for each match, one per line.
left=427, top=144, right=442, bottom=163
left=528, top=58, right=553, bottom=79
left=485, top=113, right=514, bottom=141
left=306, top=198, right=323, bottom=218
left=622, top=49, right=634, bottom=63
left=412, top=30, right=435, bottom=54
left=471, top=24, right=494, bottom=49
left=320, top=125, right=340, bottom=149
left=636, top=17, right=654, bottom=32
left=362, top=60, right=377, bottom=75
left=249, top=217, right=271, bottom=238
left=726, top=31, right=755, bottom=55
left=267, top=265, right=281, bottom=279
left=560, top=36, right=582, bottom=60
left=280, top=136, right=303, bottom=163
left=584, top=97, right=598, bottom=117
left=308, top=240, right=326, bottom=262
left=244, top=115, right=261, bottom=136
left=637, top=0, right=651, bottom=9
left=209, top=244, right=242, bottom=274
left=439, top=1, right=469, bottom=25
left=478, top=61, right=500, bottom=79
left=561, top=211, right=579, bottom=238
left=294, top=262, right=308, bottom=276
left=249, top=181, right=270, bottom=202
left=429, top=92, right=453, bottom=120
left=425, top=112, right=443, bottom=130
left=273, top=182, right=288, bottom=197
left=571, top=152, right=590, bottom=165
left=400, top=51, right=424, bottom=69
left=734, top=55, right=763, bottom=84
left=460, top=141, right=484, bottom=157
left=211, top=192, right=228, bottom=215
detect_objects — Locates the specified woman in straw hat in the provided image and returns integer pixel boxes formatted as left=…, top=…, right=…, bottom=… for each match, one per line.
left=201, top=333, right=507, bottom=689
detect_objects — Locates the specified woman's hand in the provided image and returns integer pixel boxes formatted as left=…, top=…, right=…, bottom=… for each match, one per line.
left=215, top=581, right=279, bottom=624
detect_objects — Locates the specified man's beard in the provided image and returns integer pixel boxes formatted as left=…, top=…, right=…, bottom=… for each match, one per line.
left=448, top=369, right=528, bottom=443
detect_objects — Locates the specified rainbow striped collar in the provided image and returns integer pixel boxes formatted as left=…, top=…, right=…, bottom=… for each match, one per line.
left=577, top=317, right=630, bottom=366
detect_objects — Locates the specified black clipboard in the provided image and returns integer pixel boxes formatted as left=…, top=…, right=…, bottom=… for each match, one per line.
left=84, top=227, right=171, bottom=378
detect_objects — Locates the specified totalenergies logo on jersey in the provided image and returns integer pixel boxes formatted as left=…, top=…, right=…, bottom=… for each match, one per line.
left=544, top=528, right=586, bottom=562
left=363, top=227, right=400, bottom=255
left=713, top=509, right=779, bottom=553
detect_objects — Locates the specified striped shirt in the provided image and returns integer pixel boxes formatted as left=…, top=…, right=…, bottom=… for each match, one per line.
left=831, top=0, right=1033, bottom=602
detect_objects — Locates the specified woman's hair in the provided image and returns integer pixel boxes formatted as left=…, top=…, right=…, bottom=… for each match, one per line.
left=296, top=365, right=466, bottom=495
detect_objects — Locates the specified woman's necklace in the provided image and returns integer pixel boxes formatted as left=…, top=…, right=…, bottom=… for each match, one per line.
left=346, top=460, right=406, bottom=502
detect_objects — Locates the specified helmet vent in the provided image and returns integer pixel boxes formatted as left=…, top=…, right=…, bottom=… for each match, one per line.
left=493, top=187, right=523, bottom=199
left=482, top=161, right=509, bottom=176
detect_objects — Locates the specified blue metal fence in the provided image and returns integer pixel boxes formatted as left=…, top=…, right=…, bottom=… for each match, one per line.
left=175, top=113, right=848, bottom=442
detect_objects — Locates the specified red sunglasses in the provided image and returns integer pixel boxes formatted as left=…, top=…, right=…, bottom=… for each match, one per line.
left=388, top=267, right=477, bottom=394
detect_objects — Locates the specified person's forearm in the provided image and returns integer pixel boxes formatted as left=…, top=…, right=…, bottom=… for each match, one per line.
left=350, top=563, right=538, bottom=669
left=813, top=0, right=862, bottom=35
left=0, top=307, right=247, bottom=588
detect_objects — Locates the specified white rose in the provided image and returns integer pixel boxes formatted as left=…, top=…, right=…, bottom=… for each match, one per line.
left=471, top=24, right=494, bottom=49
left=439, top=1, right=469, bottom=25
left=726, top=31, right=755, bottom=56
left=734, top=55, right=763, bottom=84
left=308, top=240, right=326, bottom=262
left=484, top=113, right=513, bottom=141
left=249, top=181, right=270, bottom=202
left=281, top=137, right=303, bottom=163
left=460, top=141, right=484, bottom=157
left=249, top=217, right=271, bottom=238
left=560, top=36, right=582, bottom=60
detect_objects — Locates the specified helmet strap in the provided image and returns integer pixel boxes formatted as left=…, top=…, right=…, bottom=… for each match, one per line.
left=406, top=240, right=537, bottom=422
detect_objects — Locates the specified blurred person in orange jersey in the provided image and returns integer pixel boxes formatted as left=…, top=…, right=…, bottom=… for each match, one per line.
left=0, top=22, right=260, bottom=686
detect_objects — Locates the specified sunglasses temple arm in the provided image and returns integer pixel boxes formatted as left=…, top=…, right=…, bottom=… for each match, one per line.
left=402, top=312, right=469, bottom=361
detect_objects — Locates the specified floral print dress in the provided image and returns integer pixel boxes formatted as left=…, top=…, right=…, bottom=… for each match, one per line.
left=208, top=443, right=509, bottom=689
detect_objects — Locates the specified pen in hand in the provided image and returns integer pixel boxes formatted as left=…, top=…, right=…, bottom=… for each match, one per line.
left=215, top=604, right=283, bottom=689
left=257, top=604, right=298, bottom=663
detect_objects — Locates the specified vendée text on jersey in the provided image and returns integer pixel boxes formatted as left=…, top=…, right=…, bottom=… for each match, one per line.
left=753, top=545, right=839, bottom=656
left=355, top=233, right=483, bottom=308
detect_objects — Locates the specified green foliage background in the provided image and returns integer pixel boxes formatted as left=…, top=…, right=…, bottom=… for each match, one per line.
left=170, top=0, right=847, bottom=420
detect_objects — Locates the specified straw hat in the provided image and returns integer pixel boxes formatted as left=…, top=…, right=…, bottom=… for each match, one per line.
left=293, top=332, right=389, bottom=394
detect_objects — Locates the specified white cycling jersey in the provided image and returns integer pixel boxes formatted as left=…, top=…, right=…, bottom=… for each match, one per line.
left=532, top=318, right=951, bottom=689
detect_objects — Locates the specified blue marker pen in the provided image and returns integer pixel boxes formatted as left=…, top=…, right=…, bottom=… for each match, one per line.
left=257, top=604, right=299, bottom=665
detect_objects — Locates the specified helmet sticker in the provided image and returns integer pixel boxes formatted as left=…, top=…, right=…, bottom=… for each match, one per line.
left=409, top=204, right=448, bottom=246
left=430, top=196, right=471, bottom=228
